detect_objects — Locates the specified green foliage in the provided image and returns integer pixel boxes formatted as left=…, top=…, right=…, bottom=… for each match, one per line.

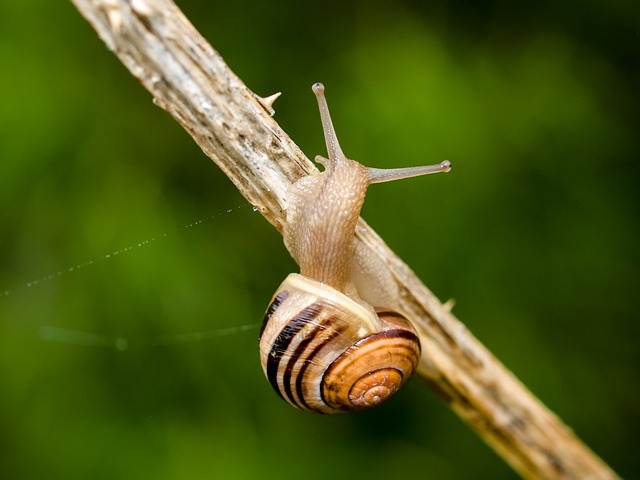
left=0, top=0, right=638, bottom=478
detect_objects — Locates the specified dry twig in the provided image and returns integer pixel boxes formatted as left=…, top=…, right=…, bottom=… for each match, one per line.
left=70, top=1, right=619, bottom=478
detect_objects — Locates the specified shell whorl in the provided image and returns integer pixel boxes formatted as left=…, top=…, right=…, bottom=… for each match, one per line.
left=259, top=274, right=420, bottom=414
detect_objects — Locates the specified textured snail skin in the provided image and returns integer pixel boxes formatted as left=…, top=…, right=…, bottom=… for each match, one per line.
left=258, top=83, right=449, bottom=414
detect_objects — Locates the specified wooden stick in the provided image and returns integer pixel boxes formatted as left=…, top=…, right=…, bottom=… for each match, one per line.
left=69, top=1, right=619, bottom=478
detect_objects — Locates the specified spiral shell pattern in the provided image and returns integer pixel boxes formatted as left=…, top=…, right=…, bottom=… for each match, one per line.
left=259, top=273, right=420, bottom=414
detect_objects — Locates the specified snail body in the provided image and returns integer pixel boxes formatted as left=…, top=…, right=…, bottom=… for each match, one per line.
left=259, top=83, right=450, bottom=414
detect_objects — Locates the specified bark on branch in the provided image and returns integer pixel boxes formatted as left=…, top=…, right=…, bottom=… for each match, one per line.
left=70, top=1, right=619, bottom=478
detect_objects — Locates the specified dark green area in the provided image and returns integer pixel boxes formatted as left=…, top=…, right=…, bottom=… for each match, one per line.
left=1, top=0, right=638, bottom=478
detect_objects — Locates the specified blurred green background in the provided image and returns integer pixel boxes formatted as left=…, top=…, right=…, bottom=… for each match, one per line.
left=1, top=0, right=638, bottom=478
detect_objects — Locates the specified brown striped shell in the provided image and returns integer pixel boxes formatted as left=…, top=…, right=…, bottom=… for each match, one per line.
left=259, top=274, right=420, bottom=414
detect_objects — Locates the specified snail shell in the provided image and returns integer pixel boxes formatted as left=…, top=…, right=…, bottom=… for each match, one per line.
left=259, top=274, right=420, bottom=414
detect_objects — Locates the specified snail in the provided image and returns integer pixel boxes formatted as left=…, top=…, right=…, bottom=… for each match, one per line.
left=259, top=83, right=451, bottom=414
